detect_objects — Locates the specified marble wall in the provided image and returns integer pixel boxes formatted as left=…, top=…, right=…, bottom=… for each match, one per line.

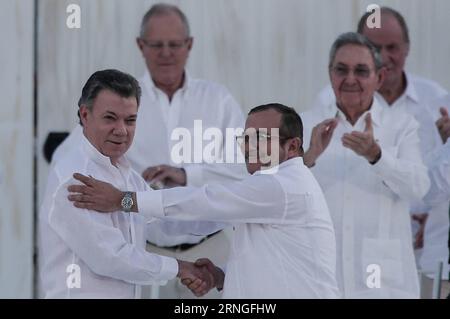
left=0, top=0, right=34, bottom=298
left=1, top=0, right=450, bottom=297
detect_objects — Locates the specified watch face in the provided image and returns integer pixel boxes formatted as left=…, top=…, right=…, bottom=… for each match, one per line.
left=121, top=196, right=133, bottom=210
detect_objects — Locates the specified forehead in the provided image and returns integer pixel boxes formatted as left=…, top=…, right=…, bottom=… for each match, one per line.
left=362, top=14, right=406, bottom=45
left=332, top=44, right=375, bottom=68
left=245, top=109, right=282, bottom=130
left=145, top=12, right=186, bottom=39
left=92, top=89, right=138, bottom=116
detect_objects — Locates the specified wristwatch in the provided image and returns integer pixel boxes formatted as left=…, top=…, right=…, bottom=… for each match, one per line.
left=121, top=192, right=134, bottom=212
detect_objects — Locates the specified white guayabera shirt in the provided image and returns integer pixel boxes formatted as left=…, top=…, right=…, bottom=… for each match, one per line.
left=39, top=134, right=178, bottom=298
left=302, top=97, right=430, bottom=298
left=127, top=70, right=248, bottom=247
left=315, top=74, right=449, bottom=281
left=137, top=157, right=340, bottom=299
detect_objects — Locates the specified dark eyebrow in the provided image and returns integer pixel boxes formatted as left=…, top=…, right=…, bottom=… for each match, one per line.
left=104, top=111, right=117, bottom=117
left=126, top=114, right=137, bottom=119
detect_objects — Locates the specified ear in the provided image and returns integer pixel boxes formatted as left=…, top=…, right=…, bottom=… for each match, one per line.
left=79, top=105, right=90, bottom=127
left=375, top=67, right=386, bottom=91
left=186, top=37, right=194, bottom=52
left=288, top=137, right=302, bottom=157
left=136, top=37, right=145, bottom=54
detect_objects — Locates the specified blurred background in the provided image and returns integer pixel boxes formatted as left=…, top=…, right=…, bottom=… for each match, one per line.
left=1, top=0, right=450, bottom=298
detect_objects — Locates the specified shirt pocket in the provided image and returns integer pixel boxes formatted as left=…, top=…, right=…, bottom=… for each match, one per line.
left=361, top=238, right=404, bottom=289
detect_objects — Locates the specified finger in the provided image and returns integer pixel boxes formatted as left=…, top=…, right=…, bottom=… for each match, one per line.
left=440, top=107, right=449, bottom=118
left=68, top=194, right=93, bottom=203
left=142, top=166, right=165, bottom=181
left=343, top=133, right=365, bottom=145
left=348, top=132, right=368, bottom=143
left=73, top=201, right=95, bottom=210
left=73, top=173, right=94, bottom=186
left=67, top=184, right=91, bottom=194
left=151, top=170, right=171, bottom=183
left=195, top=258, right=212, bottom=267
left=181, top=278, right=193, bottom=286
left=188, top=278, right=203, bottom=291
left=364, top=113, right=373, bottom=133
left=341, top=138, right=361, bottom=152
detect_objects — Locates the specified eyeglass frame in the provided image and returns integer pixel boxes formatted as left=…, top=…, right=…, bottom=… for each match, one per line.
left=329, top=63, right=376, bottom=79
left=139, top=38, right=191, bottom=52
left=235, top=131, right=294, bottom=149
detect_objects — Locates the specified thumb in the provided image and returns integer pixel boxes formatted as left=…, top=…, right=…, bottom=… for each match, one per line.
left=440, top=107, right=449, bottom=118
left=195, top=258, right=212, bottom=267
left=364, top=113, right=373, bottom=133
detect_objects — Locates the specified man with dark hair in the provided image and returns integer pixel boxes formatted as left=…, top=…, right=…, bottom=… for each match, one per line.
left=38, top=69, right=213, bottom=298
left=66, top=103, right=339, bottom=298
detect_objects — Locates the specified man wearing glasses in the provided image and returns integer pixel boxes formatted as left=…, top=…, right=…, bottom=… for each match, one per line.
left=302, top=32, right=430, bottom=298
left=66, top=103, right=340, bottom=299
left=127, top=3, right=247, bottom=298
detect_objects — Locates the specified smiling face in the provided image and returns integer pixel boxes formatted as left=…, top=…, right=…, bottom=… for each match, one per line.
left=80, top=89, right=138, bottom=165
left=361, top=13, right=409, bottom=90
left=329, top=44, right=383, bottom=114
left=137, top=12, right=192, bottom=93
left=243, top=109, right=289, bottom=175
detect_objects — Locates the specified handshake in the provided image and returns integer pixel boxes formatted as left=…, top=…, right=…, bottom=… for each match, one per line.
left=176, top=258, right=225, bottom=297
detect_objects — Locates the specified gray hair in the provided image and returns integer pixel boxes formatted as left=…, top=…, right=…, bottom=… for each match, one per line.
left=328, top=32, right=383, bottom=70
left=357, top=6, right=410, bottom=45
left=139, top=3, right=190, bottom=39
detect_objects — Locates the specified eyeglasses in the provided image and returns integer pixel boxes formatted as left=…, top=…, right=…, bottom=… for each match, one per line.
left=235, top=131, right=292, bottom=149
left=330, top=65, right=374, bottom=79
left=140, top=38, right=190, bottom=52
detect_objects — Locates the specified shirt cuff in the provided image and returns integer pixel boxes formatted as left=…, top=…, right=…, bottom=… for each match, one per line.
left=183, top=164, right=204, bottom=187
left=370, top=148, right=395, bottom=177
left=158, top=256, right=179, bottom=281
left=136, top=190, right=164, bottom=219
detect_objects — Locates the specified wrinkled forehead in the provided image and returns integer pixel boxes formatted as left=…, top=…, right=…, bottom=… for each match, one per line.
left=332, top=44, right=375, bottom=69
left=92, top=89, right=138, bottom=116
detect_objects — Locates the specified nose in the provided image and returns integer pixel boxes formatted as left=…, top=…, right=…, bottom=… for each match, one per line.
left=113, top=121, right=127, bottom=136
left=159, top=44, right=172, bottom=57
left=344, top=70, right=357, bottom=84
left=379, top=47, right=390, bottom=65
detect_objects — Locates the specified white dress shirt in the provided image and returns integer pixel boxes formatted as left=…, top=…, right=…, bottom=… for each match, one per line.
left=302, top=97, right=430, bottom=298
left=126, top=71, right=248, bottom=246
left=39, top=134, right=178, bottom=298
left=136, top=157, right=340, bottom=299
left=314, top=73, right=449, bottom=280
left=422, top=98, right=450, bottom=279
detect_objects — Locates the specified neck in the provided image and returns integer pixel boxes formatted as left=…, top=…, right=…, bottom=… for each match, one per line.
left=379, top=73, right=407, bottom=105
left=154, top=73, right=185, bottom=102
left=338, top=100, right=372, bottom=126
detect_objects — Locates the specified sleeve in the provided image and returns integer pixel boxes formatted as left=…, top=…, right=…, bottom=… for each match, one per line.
left=137, top=174, right=305, bottom=224
left=47, top=177, right=178, bottom=285
left=371, top=117, right=430, bottom=203
left=423, top=140, right=450, bottom=206
left=183, top=91, right=248, bottom=186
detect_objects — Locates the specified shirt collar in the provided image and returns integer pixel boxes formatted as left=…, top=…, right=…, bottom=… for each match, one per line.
left=254, top=157, right=304, bottom=176
left=328, top=95, right=383, bottom=127
left=402, top=72, right=420, bottom=103
left=142, top=69, right=191, bottom=101
left=80, top=132, right=131, bottom=171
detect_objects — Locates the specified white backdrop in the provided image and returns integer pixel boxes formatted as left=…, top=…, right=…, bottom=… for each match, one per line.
left=2, top=0, right=450, bottom=297
left=0, top=0, right=34, bottom=298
